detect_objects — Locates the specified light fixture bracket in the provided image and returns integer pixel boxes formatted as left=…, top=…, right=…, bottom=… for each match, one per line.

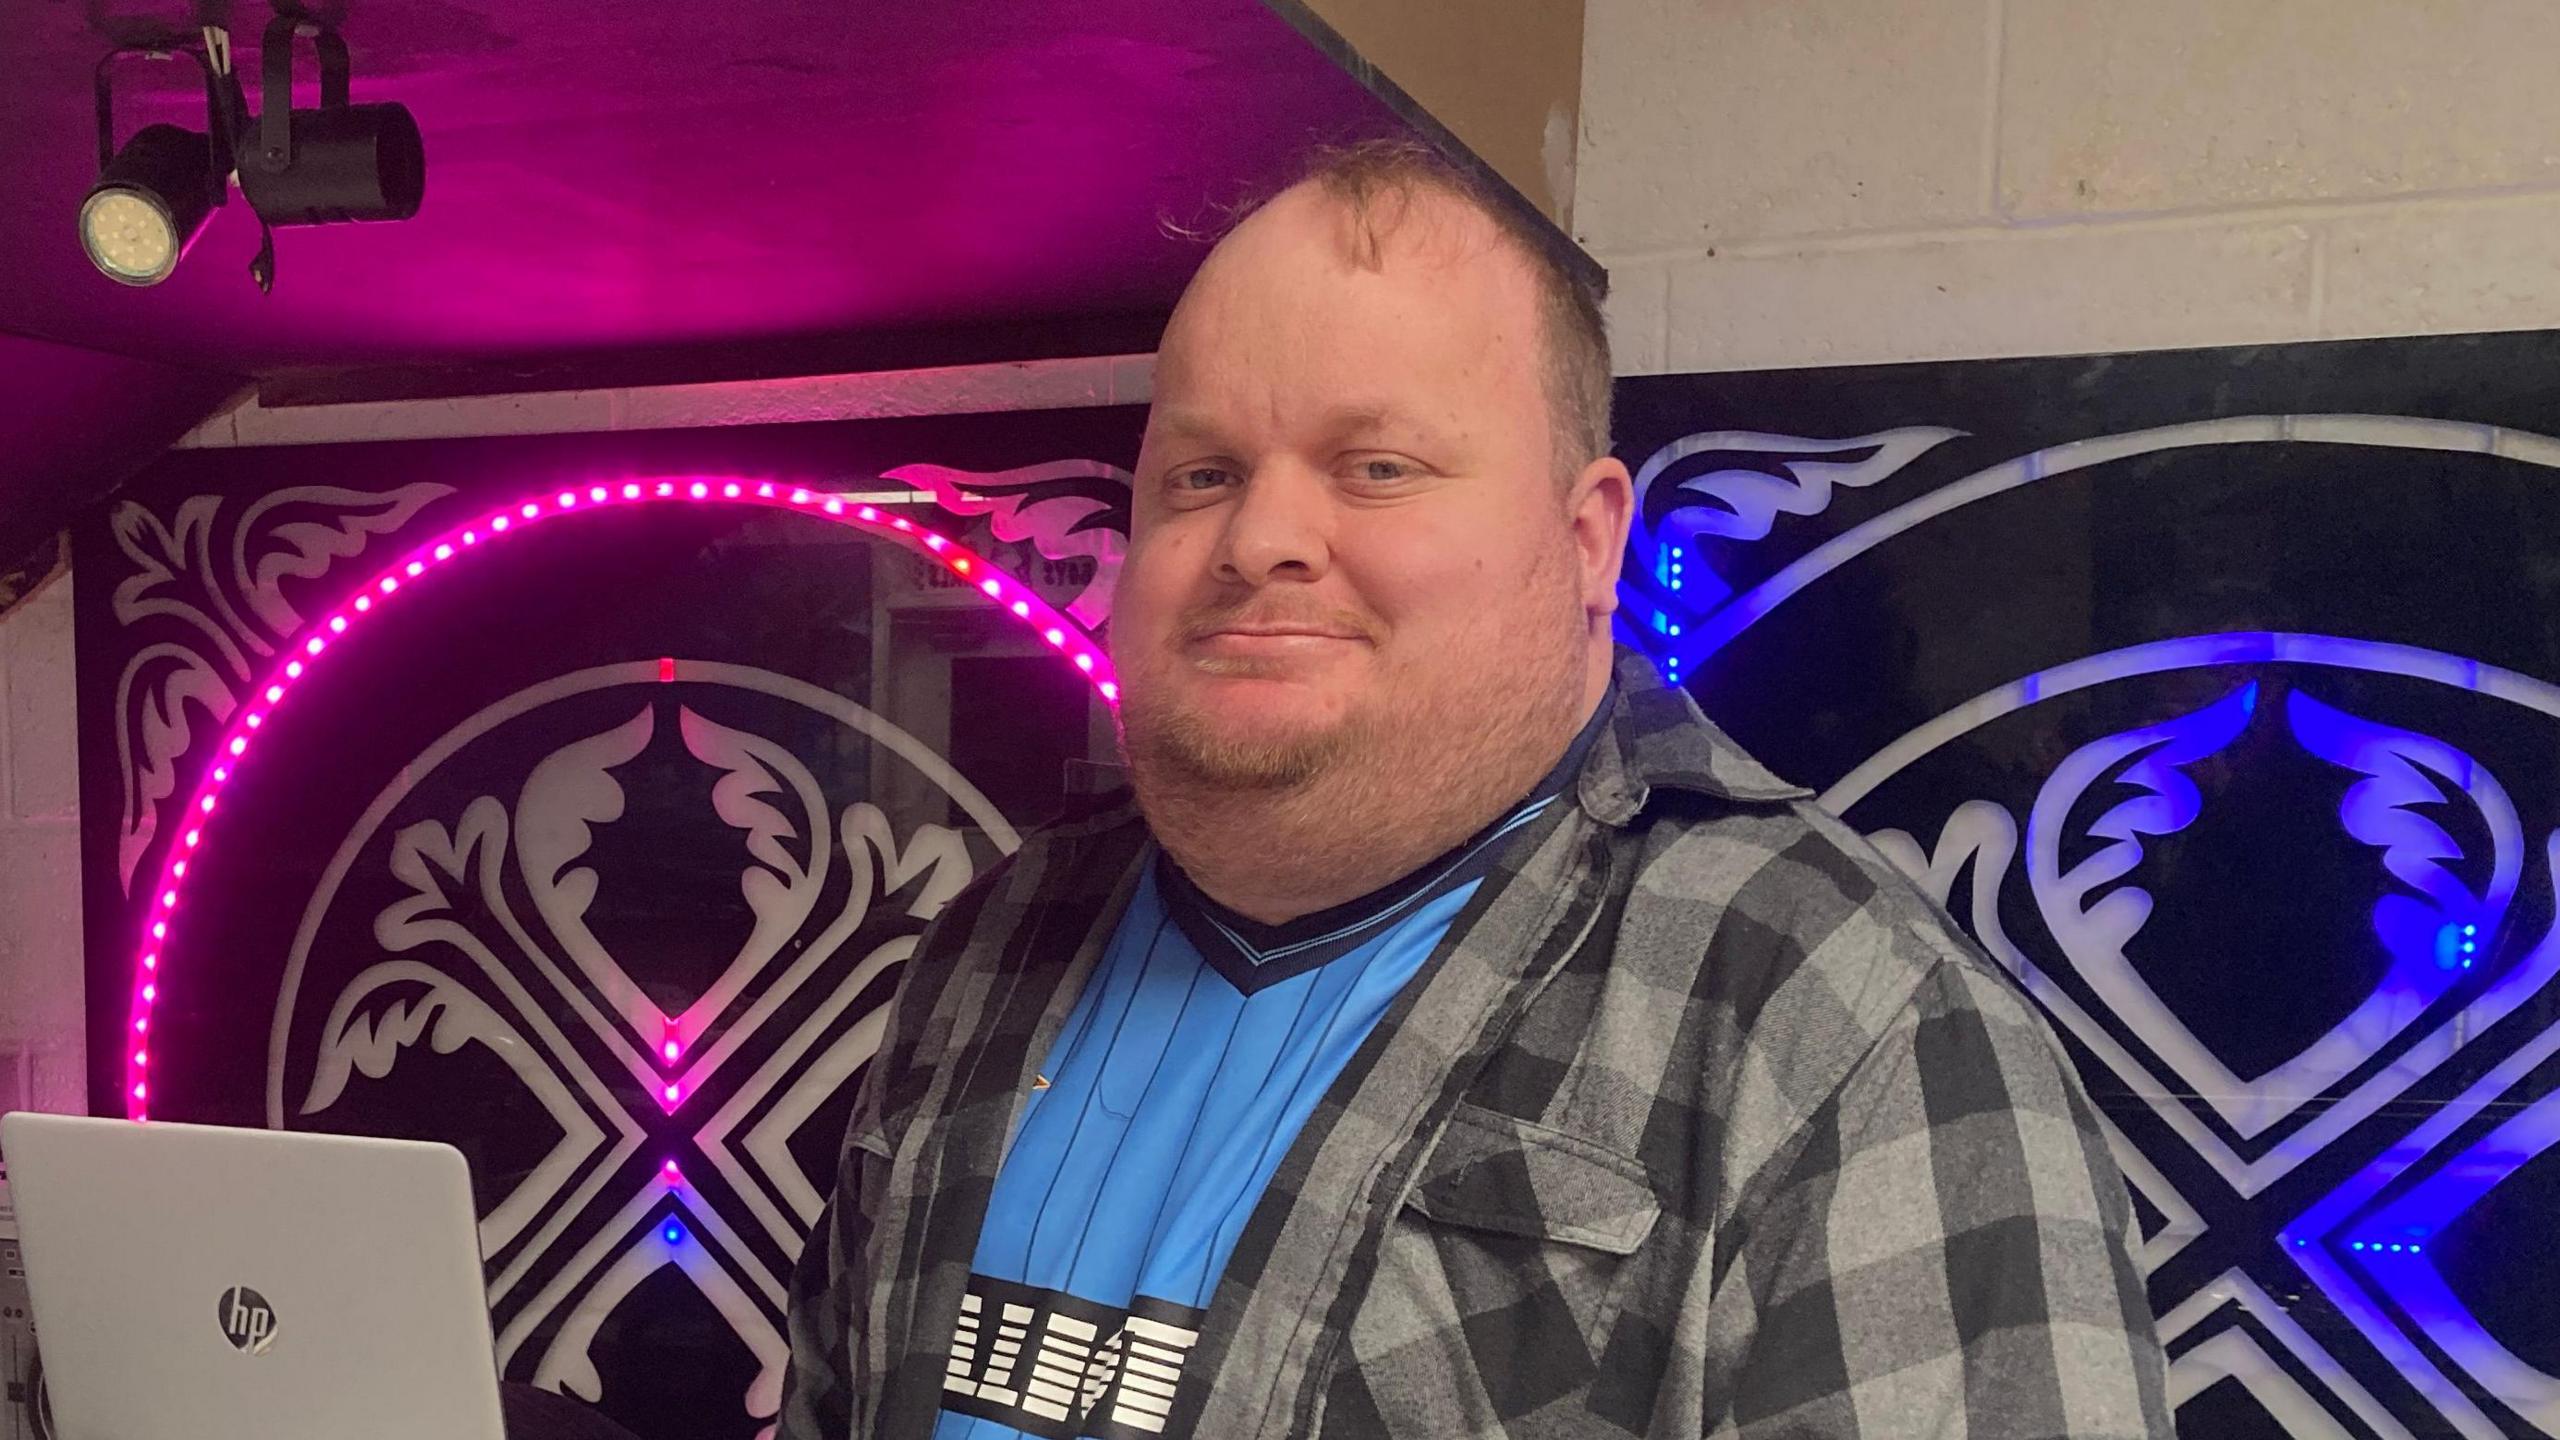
left=252, top=13, right=347, bottom=176
left=89, top=34, right=236, bottom=199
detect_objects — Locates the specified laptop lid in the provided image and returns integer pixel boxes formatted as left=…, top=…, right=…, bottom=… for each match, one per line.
left=0, top=1113, right=505, bottom=1440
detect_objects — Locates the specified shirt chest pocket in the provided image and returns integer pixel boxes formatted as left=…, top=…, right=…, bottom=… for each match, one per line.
left=1330, top=1103, right=1663, bottom=1429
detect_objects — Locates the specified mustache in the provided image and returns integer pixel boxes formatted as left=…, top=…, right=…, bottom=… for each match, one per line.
left=1177, top=602, right=1380, bottom=644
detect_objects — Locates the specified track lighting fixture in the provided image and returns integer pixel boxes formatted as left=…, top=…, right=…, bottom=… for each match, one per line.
left=78, top=9, right=426, bottom=291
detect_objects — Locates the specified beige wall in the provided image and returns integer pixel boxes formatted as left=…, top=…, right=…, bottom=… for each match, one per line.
left=1304, top=0, right=1587, bottom=223
left=1578, top=0, right=2560, bottom=374
left=0, top=568, right=86, bottom=1115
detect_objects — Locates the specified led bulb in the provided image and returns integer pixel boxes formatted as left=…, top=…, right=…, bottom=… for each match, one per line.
left=82, top=191, right=178, bottom=281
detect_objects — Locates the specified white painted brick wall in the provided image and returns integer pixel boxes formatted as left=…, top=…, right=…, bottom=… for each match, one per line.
left=0, top=567, right=86, bottom=1115
left=1579, top=0, right=2560, bottom=374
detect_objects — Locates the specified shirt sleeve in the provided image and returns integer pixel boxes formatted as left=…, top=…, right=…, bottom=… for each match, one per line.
left=1700, top=957, right=2176, bottom=1439
left=777, top=1124, right=875, bottom=1440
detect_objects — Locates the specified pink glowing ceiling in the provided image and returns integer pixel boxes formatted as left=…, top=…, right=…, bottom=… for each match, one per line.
left=0, top=0, right=1581, bottom=567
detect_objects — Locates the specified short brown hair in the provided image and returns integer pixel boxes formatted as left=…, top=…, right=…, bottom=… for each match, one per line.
left=1214, top=139, right=1614, bottom=478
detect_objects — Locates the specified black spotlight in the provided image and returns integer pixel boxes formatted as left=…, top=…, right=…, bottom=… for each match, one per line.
left=80, top=121, right=220, bottom=285
left=236, top=102, right=424, bottom=225
left=234, top=15, right=424, bottom=230
left=80, top=42, right=232, bottom=287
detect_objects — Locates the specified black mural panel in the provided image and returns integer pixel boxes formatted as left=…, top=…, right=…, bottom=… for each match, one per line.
left=1616, top=329, right=2560, bottom=1439
left=72, top=409, right=1145, bottom=1440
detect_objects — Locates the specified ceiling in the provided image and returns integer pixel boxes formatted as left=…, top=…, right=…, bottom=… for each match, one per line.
left=0, top=0, right=1577, bottom=569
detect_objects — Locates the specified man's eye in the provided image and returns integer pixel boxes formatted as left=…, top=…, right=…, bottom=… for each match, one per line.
left=1356, top=458, right=1414, bottom=483
left=1173, top=466, right=1234, bottom=492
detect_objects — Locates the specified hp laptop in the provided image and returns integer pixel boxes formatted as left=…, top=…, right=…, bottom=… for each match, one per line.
left=0, top=1113, right=505, bottom=1440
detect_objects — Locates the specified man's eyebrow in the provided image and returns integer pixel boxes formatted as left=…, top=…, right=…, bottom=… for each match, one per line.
left=1142, top=405, right=1455, bottom=450
left=1144, top=409, right=1230, bottom=447
left=1325, top=406, right=1452, bottom=450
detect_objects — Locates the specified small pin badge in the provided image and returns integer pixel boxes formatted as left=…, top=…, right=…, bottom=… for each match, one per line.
left=1031, top=1074, right=1051, bottom=1092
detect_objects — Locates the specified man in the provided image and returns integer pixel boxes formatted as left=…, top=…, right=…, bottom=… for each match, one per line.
left=780, top=142, right=2172, bottom=1440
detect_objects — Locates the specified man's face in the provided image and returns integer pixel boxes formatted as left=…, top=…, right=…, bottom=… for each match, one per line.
left=1113, top=184, right=1609, bottom=794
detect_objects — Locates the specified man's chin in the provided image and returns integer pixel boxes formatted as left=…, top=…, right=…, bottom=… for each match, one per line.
left=1166, top=743, right=1331, bottom=790
left=1170, top=671, right=1347, bottom=725
left=1129, top=701, right=1352, bottom=793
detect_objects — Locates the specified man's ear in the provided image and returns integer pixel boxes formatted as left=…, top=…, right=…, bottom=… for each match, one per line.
left=1566, top=454, right=1634, bottom=619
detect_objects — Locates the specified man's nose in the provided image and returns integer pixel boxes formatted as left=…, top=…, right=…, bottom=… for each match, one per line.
left=1212, top=465, right=1333, bottom=586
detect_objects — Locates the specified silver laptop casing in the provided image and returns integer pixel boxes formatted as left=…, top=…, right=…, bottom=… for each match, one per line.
left=0, top=1113, right=505, bottom=1440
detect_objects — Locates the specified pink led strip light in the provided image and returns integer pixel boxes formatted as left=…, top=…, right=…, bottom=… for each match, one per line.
left=124, top=478, right=1121, bottom=1120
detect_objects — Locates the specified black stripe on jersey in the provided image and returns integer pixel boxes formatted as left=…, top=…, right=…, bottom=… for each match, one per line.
left=1022, top=913, right=1178, bottom=1262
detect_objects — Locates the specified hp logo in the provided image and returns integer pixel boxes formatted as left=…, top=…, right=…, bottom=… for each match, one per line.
left=217, top=1285, right=277, bottom=1354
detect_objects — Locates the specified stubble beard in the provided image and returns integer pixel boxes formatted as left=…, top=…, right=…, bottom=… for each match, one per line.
left=1118, top=541, right=1592, bottom=916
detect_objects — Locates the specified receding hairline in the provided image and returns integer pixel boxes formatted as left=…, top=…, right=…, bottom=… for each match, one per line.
left=1176, top=141, right=1615, bottom=478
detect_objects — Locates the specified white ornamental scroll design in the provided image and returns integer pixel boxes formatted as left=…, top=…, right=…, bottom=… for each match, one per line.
left=1849, top=641, right=2560, bottom=1209
left=275, top=662, right=1014, bottom=1434
left=886, top=460, right=1131, bottom=631
left=1622, top=426, right=1963, bottom=630
left=111, top=482, right=454, bottom=890
left=302, top=792, right=643, bottom=1268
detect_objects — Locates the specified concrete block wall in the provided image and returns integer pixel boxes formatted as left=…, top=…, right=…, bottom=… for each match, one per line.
left=1577, top=0, right=2560, bottom=375
left=0, top=567, right=84, bottom=1116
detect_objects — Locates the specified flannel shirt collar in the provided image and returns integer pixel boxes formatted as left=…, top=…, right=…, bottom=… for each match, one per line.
left=1574, top=647, right=1811, bottom=825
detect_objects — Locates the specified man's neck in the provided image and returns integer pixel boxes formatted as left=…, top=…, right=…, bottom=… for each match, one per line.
left=1146, top=652, right=1613, bottom=925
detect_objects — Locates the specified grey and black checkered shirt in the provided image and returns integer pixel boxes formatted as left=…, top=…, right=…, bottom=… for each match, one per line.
left=779, top=649, right=2174, bottom=1439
